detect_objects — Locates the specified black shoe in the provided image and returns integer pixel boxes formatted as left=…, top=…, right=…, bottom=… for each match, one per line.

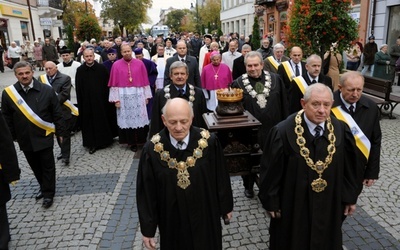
left=62, top=159, right=70, bottom=166
left=42, top=198, right=53, bottom=208
left=56, top=154, right=63, bottom=160
left=35, top=192, right=44, bottom=200
left=89, top=147, right=96, bottom=154
left=130, top=145, right=138, bottom=152
left=244, top=189, right=254, bottom=198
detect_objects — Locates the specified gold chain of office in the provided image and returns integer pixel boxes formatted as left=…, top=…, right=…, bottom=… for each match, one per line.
left=151, top=129, right=210, bottom=189
left=295, top=110, right=336, bottom=193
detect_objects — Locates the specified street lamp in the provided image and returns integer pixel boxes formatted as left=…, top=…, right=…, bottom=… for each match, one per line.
left=117, top=20, right=123, bottom=37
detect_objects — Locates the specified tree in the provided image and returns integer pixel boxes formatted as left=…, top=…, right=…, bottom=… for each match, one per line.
left=99, top=0, right=152, bottom=36
left=286, top=0, right=358, bottom=56
left=199, top=0, right=221, bottom=34
left=61, top=0, right=95, bottom=28
left=165, top=9, right=190, bottom=33
left=251, top=15, right=261, bottom=50
left=75, top=14, right=102, bottom=42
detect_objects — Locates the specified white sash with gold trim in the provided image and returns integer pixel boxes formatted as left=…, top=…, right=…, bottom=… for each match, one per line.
left=282, top=61, right=296, bottom=82
left=292, top=76, right=308, bottom=95
left=4, top=85, right=55, bottom=136
left=267, top=56, right=279, bottom=70
left=331, top=106, right=371, bottom=160
left=39, top=74, right=79, bottom=116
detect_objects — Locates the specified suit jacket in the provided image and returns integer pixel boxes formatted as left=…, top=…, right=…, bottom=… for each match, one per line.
left=1, top=79, right=66, bottom=152
left=164, top=55, right=201, bottom=88
left=232, top=55, right=246, bottom=80
left=288, top=74, right=333, bottom=114
left=39, top=72, right=73, bottom=121
left=263, top=55, right=289, bottom=74
left=278, top=60, right=307, bottom=89
left=0, top=112, right=20, bottom=205
left=333, top=90, right=381, bottom=181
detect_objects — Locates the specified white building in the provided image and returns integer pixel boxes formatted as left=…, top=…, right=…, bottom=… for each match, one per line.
left=0, top=0, right=62, bottom=47
left=220, top=0, right=255, bottom=37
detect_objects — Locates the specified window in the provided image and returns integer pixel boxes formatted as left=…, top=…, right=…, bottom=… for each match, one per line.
left=20, top=21, right=29, bottom=42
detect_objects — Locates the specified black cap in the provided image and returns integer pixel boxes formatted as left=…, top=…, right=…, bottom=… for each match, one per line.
left=204, top=34, right=212, bottom=40
left=164, top=37, right=173, bottom=43
left=368, top=35, right=375, bottom=40
left=60, top=48, right=72, bottom=54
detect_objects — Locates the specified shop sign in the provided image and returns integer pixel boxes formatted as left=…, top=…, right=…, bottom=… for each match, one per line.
left=40, top=18, right=53, bottom=26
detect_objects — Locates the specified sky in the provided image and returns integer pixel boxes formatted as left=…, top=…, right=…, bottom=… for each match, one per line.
left=90, top=0, right=193, bottom=29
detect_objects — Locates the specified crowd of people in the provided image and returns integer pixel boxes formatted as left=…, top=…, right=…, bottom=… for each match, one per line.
left=1, top=30, right=395, bottom=249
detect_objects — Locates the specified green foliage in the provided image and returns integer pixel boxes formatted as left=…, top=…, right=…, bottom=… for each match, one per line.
left=65, top=25, right=74, bottom=50
left=112, top=26, right=121, bottom=37
left=287, top=0, right=358, bottom=56
left=61, top=0, right=95, bottom=28
left=251, top=16, right=261, bottom=50
left=75, top=14, right=102, bottom=42
left=99, top=0, right=152, bottom=35
left=165, top=9, right=190, bottom=33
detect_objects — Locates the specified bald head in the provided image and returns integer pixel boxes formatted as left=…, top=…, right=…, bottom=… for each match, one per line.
left=290, top=46, right=303, bottom=64
left=161, top=98, right=194, bottom=141
left=44, top=61, right=58, bottom=77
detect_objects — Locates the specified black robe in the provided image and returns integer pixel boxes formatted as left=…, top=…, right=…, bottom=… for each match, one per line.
left=231, top=72, right=289, bottom=148
left=149, top=83, right=208, bottom=138
left=137, top=126, right=233, bottom=250
left=258, top=113, right=363, bottom=250
left=75, top=61, right=118, bottom=148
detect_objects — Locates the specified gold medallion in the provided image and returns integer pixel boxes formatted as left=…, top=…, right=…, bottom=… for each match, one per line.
left=311, top=178, right=327, bottom=193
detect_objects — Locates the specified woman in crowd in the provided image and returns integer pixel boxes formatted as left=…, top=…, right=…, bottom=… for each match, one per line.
left=373, top=44, right=392, bottom=80
left=33, top=41, right=43, bottom=71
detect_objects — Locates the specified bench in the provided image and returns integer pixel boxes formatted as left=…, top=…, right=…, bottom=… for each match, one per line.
left=363, top=76, right=399, bottom=119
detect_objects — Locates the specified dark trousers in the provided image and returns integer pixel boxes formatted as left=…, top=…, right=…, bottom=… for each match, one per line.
left=242, top=174, right=256, bottom=190
left=0, top=204, right=10, bottom=250
left=10, top=58, right=20, bottom=69
left=23, top=147, right=56, bottom=198
left=56, top=117, right=74, bottom=160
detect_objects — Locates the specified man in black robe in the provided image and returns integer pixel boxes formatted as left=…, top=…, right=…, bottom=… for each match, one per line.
left=258, top=83, right=363, bottom=250
left=231, top=51, right=288, bottom=198
left=75, top=48, right=118, bottom=154
left=149, top=61, right=207, bottom=138
left=137, top=98, right=233, bottom=250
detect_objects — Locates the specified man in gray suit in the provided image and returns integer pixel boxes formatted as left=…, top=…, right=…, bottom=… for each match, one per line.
left=164, top=40, right=201, bottom=88
left=39, top=61, right=76, bottom=166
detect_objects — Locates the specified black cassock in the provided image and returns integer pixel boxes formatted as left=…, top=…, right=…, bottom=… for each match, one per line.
left=149, top=83, right=208, bottom=138
left=258, top=113, right=363, bottom=250
left=137, top=126, right=233, bottom=250
left=75, top=61, right=118, bottom=148
left=231, top=72, right=288, bottom=148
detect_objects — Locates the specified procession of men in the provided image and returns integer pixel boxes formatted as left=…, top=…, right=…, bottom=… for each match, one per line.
left=0, top=33, right=388, bottom=249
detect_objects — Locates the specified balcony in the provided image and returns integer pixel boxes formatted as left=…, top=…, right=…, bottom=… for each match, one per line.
left=255, top=0, right=276, bottom=7
left=37, top=0, right=63, bottom=18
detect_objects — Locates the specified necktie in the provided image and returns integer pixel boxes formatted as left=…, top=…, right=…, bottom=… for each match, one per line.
left=277, top=59, right=281, bottom=64
left=181, top=58, right=185, bottom=62
left=179, top=88, right=185, bottom=97
left=349, top=105, right=355, bottom=115
left=311, top=79, right=317, bottom=84
left=295, top=64, right=300, bottom=76
left=177, top=141, right=184, bottom=150
left=48, top=76, right=53, bottom=84
left=314, top=125, right=322, bottom=138
left=24, top=86, right=30, bottom=93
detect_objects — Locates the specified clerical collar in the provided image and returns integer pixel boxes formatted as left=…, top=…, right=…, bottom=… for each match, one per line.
left=303, top=113, right=325, bottom=135
left=85, top=62, right=95, bottom=67
left=307, top=72, right=318, bottom=82
left=178, top=56, right=186, bottom=61
left=63, top=60, right=73, bottom=67
left=170, top=133, right=190, bottom=150
left=157, top=54, right=164, bottom=57
left=339, top=92, right=356, bottom=111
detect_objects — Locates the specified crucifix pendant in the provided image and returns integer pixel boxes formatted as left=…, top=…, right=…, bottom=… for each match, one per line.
left=214, top=74, right=218, bottom=80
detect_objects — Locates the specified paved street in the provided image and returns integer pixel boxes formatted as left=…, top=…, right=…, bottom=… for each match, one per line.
left=1, top=67, right=399, bottom=249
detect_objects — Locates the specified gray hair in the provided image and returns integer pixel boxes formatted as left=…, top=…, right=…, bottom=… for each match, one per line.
left=242, top=44, right=251, bottom=51
left=303, top=83, right=333, bottom=102
left=306, top=54, right=322, bottom=65
left=169, top=61, right=189, bottom=75
left=339, top=71, right=364, bottom=87
left=13, top=61, right=33, bottom=72
left=244, top=51, right=263, bottom=65
left=273, top=43, right=285, bottom=51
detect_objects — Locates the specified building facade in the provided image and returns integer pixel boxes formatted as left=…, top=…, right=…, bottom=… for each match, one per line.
left=220, top=0, right=255, bottom=37
left=0, top=0, right=62, bottom=48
